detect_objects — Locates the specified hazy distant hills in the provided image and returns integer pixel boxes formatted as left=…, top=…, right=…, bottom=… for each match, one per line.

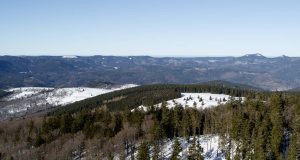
left=199, top=80, right=264, bottom=91
left=289, top=87, right=300, bottom=91
left=1, top=54, right=300, bottom=91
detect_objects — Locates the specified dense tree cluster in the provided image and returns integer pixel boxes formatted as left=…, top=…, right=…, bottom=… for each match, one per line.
left=0, top=90, right=10, bottom=99
left=50, top=84, right=258, bottom=115
left=0, top=85, right=299, bottom=159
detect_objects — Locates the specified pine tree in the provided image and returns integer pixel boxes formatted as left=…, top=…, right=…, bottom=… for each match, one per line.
left=288, top=99, right=300, bottom=160
left=188, top=137, right=204, bottom=160
left=60, top=114, right=73, bottom=133
left=152, top=141, right=161, bottom=160
left=161, top=104, right=173, bottom=138
left=181, top=110, right=191, bottom=138
left=171, top=138, right=182, bottom=160
left=269, top=93, right=284, bottom=159
left=107, top=153, right=114, bottom=160
left=137, top=141, right=150, bottom=160
left=27, top=119, right=34, bottom=136
left=199, top=97, right=203, bottom=102
left=253, top=117, right=270, bottom=159
left=34, top=132, right=45, bottom=147
left=193, top=101, right=197, bottom=108
left=188, top=138, right=196, bottom=160
left=173, top=105, right=182, bottom=137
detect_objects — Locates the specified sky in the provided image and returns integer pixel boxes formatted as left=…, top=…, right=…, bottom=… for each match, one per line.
left=0, top=0, right=299, bottom=57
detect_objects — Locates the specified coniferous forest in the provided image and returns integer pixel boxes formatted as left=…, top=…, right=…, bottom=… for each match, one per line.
left=0, top=84, right=300, bottom=159
left=0, top=90, right=10, bottom=99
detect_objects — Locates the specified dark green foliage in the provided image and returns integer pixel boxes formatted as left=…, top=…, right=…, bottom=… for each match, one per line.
left=108, top=153, right=114, bottom=160
left=27, top=119, right=34, bottom=136
left=287, top=97, right=300, bottom=160
left=137, top=141, right=150, bottom=160
left=21, top=85, right=300, bottom=159
left=60, top=114, right=73, bottom=133
left=269, top=93, right=284, bottom=159
left=152, top=141, right=161, bottom=160
left=0, top=90, right=10, bottom=99
left=171, top=138, right=182, bottom=160
left=49, top=84, right=256, bottom=116
left=188, top=137, right=204, bottom=160
left=34, top=133, right=45, bottom=147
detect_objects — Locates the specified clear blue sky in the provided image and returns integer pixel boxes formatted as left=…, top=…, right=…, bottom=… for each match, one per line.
left=0, top=0, right=299, bottom=57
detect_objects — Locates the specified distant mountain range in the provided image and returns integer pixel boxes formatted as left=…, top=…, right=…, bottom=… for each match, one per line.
left=1, top=54, right=300, bottom=90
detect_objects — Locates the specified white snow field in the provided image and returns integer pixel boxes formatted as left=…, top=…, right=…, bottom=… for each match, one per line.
left=133, top=93, right=244, bottom=111
left=5, top=87, right=53, bottom=100
left=1, top=84, right=137, bottom=115
left=124, top=134, right=236, bottom=160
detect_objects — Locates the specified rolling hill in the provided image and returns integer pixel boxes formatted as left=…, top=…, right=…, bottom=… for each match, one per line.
left=1, top=54, right=300, bottom=90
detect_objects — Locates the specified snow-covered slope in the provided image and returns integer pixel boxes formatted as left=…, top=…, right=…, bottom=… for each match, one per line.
left=160, top=135, right=224, bottom=160
left=5, top=87, right=53, bottom=100
left=0, top=84, right=137, bottom=119
left=133, top=93, right=244, bottom=111
left=5, top=84, right=136, bottom=106
left=124, top=134, right=235, bottom=160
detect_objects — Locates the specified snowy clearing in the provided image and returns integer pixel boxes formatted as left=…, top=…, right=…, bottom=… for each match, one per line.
left=1, top=84, right=137, bottom=116
left=124, top=134, right=236, bottom=160
left=62, top=55, right=78, bottom=58
left=133, top=93, right=244, bottom=111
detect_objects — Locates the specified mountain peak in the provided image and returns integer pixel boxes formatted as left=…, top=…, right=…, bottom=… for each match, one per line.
left=243, top=53, right=265, bottom=58
left=280, top=54, right=290, bottom=58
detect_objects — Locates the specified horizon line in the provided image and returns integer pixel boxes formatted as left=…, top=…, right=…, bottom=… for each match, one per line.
left=0, top=53, right=295, bottom=58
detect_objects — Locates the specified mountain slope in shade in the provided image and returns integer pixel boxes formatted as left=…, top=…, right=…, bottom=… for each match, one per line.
left=1, top=54, right=300, bottom=90
left=199, top=80, right=264, bottom=91
left=0, top=90, right=10, bottom=99
left=288, top=87, right=300, bottom=91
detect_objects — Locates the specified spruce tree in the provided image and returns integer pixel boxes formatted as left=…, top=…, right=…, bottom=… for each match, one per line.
left=136, top=141, right=150, bottom=160
left=269, top=93, right=284, bottom=159
left=195, top=139, right=204, bottom=160
left=171, top=138, right=182, bottom=160
left=188, top=137, right=197, bottom=160
left=188, top=137, right=204, bottom=160
left=288, top=100, right=300, bottom=160
left=152, top=141, right=161, bottom=160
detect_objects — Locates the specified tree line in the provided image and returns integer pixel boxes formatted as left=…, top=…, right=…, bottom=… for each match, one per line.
left=49, top=84, right=259, bottom=115
left=1, top=85, right=299, bottom=159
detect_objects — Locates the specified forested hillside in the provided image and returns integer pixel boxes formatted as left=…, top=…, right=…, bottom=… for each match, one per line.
left=49, top=84, right=258, bottom=115
left=0, top=90, right=9, bottom=99
left=0, top=85, right=299, bottom=159
left=1, top=55, right=300, bottom=90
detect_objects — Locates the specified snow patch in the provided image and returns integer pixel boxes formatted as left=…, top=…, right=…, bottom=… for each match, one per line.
left=133, top=93, right=244, bottom=112
left=208, top=60, right=219, bottom=63
left=5, top=87, right=54, bottom=100
left=124, top=134, right=235, bottom=160
left=62, top=55, right=78, bottom=58
left=2, top=84, right=137, bottom=115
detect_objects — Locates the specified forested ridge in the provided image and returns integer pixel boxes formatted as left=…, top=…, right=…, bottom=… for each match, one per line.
left=0, top=84, right=299, bottom=159
left=0, top=90, right=10, bottom=99
left=49, top=84, right=259, bottom=115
